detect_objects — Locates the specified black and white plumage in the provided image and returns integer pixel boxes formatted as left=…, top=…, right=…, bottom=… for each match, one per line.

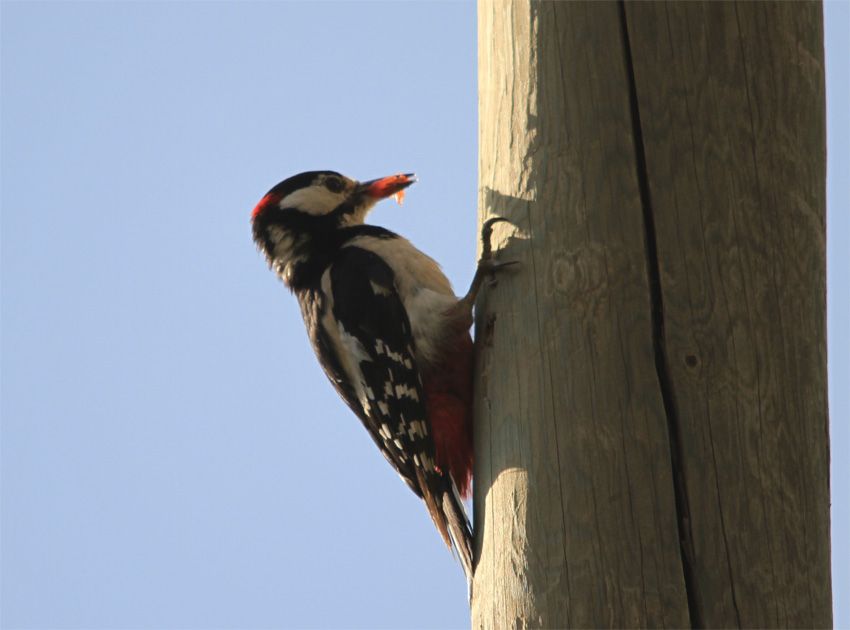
left=251, top=171, right=475, bottom=583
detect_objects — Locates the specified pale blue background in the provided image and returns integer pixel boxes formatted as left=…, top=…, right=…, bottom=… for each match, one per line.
left=1, top=2, right=847, bottom=628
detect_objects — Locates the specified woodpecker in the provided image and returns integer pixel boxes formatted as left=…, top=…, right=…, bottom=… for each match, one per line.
left=251, top=170, right=507, bottom=585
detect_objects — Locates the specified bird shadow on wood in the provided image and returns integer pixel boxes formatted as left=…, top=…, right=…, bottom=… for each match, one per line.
left=471, top=186, right=536, bottom=568
left=473, top=186, right=530, bottom=345
left=478, top=185, right=532, bottom=262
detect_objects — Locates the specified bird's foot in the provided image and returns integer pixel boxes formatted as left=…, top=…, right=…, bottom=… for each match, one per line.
left=459, top=217, right=518, bottom=309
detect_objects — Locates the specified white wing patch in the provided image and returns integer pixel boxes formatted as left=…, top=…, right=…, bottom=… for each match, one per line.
left=394, top=383, right=420, bottom=401
left=407, top=420, right=427, bottom=440
left=370, top=280, right=392, bottom=296
left=320, top=268, right=376, bottom=415
left=318, top=250, right=438, bottom=492
left=338, top=323, right=375, bottom=413
left=375, top=339, right=410, bottom=366
left=413, top=452, right=436, bottom=472
left=339, top=326, right=371, bottom=364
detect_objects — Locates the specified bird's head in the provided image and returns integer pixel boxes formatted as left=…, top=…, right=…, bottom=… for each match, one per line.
left=251, top=170, right=415, bottom=282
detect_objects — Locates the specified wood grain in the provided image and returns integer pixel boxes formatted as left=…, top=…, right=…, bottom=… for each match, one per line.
left=625, top=2, right=830, bottom=627
left=473, top=1, right=829, bottom=628
left=473, top=2, right=689, bottom=627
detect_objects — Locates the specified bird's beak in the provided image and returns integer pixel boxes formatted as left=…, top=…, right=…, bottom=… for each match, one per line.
left=359, top=173, right=417, bottom=201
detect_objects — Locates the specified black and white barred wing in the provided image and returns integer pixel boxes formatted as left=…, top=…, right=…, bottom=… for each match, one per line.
left=318, top=247, right=433, bottom=475
left=320, top=247, right=459, bottom=541
left=297, top=245, right=473, bottom=581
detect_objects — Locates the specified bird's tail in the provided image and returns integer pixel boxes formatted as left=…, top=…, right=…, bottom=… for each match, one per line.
left=443, top=480, right=474, bottom=588
left=417, top=470, right=474, bottom=589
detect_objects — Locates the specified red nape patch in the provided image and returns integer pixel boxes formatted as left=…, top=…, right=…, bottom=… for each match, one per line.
left=251, top=192, right=281, bottom=220
left=424, top=334, right=475, bottom=498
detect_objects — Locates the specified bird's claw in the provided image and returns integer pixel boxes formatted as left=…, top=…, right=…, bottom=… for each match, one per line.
left=478, top=216, right=519, bottom=280
left=477, top=259, right=519, bottom=274
left=481, top=260, right=519, bottom=288
left=480, top=216, right=511, bottom=260
left=463, top=218, right=518, bottom=303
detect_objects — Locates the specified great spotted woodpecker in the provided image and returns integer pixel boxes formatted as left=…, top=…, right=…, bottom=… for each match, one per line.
left=251, top=170, right=507, bottom=584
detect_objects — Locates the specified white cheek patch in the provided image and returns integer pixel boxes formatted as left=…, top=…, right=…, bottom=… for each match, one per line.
left=266, top=225, right=303, bottom=281
left=268, top=226, right=295, bottom=257
left=280, top=186, right=346, bottom=216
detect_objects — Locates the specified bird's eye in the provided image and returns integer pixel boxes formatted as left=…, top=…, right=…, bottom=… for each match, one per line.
left=325, top=178, right=344, bottom=193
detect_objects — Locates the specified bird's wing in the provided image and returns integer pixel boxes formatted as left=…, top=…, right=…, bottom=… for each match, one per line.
left=327, top=246, right=437, bottom=484
left=326, top=246, right=467, bottom=542
left=296, top=244, right=473, bottom=582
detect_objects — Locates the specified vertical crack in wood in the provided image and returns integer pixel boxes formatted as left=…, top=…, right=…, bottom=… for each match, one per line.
left=618, top=3, right=702, bottom=627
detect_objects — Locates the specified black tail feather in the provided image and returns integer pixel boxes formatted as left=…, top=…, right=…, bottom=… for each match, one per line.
left=442, top=482, right=474, bottom=589
left=416, top=468, right=474, bottom=591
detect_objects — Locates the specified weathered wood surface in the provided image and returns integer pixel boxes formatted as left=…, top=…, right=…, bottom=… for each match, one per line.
left=473, top=2, right=688, bottom=627
left=472, top=1, right=829, bottom=628
left=624, top=2, right=830, bottom=627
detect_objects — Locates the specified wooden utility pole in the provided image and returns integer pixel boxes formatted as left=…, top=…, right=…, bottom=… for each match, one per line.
left=472, top=2, right=830, bottom=628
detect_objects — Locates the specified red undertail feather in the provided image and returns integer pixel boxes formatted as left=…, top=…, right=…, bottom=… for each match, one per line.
left=424, top=333, right=474, bottom=497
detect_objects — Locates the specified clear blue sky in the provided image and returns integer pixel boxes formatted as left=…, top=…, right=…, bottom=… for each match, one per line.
left=1, top=2, right=847, bottom=628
